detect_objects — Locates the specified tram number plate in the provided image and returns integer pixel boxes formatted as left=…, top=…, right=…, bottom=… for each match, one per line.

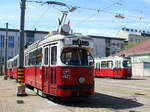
left=62, top=74, right=71, bottom=79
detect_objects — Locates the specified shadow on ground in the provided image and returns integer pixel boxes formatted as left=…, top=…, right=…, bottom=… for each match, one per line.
left=95, top=77, right=146, bottom=81
left=51, top=92, right=143, bottom=110
left=128, top=78, right=146, bottom=80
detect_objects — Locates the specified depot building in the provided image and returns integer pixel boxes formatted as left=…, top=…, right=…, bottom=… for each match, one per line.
left=115, top=39, right=150, bottom=77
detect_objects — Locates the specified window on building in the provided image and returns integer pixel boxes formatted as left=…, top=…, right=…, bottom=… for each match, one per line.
left=51, top=46, right=57, bottom=65
left=18, top=36, right=20, bottom=47
left=0, top=35, right=4, bottom=48
left=0, top=56, right=4, bottom=64
left=26, top=31, right=34, bottom=45
left=8, top=36, right=14, bottom=48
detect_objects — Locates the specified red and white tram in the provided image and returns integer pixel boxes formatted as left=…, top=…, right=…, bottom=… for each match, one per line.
left=7, top=29, right=95, bottom=98
left=7, top=55, right=18, bottom=79
left=94, top=56, right=132, bottom=79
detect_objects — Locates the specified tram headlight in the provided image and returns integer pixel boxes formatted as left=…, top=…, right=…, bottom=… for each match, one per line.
left=79, top=77, right=85, bottom=84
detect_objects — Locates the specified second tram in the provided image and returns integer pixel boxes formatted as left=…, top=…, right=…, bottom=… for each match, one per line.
left=94, top=56, right=132, bottom=79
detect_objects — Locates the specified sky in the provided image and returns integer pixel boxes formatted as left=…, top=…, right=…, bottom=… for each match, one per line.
left=0, top=0, right=150, bottom=37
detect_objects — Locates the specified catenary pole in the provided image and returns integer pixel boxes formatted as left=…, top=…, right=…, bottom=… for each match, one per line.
left=17, top=0, right=27, bottom=96
left=4, top=23, right=8, bottom=80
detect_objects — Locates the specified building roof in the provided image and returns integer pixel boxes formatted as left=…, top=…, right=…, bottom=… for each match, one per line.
left=0, top=28, right=49, bottom=34
left=88, top=35, right=125, bottom=40
left=115, top=39, right=150, bottom=56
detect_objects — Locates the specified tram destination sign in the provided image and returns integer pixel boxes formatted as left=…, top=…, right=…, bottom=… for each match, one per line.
left=72, top=39, right=89, bottom=46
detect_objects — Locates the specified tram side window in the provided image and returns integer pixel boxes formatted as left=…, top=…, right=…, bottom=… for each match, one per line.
left=95, top=63, right=98, bottom=68
left=28, top=51, right=36, bottom=66
left=114, top=61, right=121, bottom=68
left=107, top=61, right=113, bottom=68
left=25, top=55, right=29, bottom=66
left=98, top=62, right=101, bottom=68
left=44, top=48, right=48, bottom=65
left=28, top=52, right=32, bottom=66
left=51, top=46, right=57, bottom=65
left=36, top=48, right=42, bottom=65
left=96, top=62, right=100, bottom=69
left=29, top=52, right=35, bottom=65
left=101, top=61, right=107, bottom=68
left=101, top=61, right=113, bottom=68
left=33, top=50, right=37, bottom=65
left=118, top=61, right=121, bottom=68
left=13, top=59, right=17, bottom=67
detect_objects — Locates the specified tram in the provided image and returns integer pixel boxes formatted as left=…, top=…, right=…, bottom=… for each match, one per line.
left=94, top=56, right=132, bottom=79
left=7, top=24, right=95, bottom=98
left=7, top=55, right=18, bottom=79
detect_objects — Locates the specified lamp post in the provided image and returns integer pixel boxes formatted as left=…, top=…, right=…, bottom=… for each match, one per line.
left=17, top=0, right=27, bottom=96
left=0, top=36, right=2, bottom=76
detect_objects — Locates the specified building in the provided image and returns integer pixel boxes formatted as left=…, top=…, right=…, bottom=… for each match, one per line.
left=0, top=28, right=48, bottom=67
left=115, top=39, right=150, bottom=77
left=116, top=27, right=150, bottom=42
left=0, top=28, right=126, bottom=73
left=89, top=35, right=125, bottom=57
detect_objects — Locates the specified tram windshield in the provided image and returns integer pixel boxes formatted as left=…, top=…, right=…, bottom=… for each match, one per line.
left=61, top=48, right=94, bottom=66
left=123, top=60, right=131, bottom=68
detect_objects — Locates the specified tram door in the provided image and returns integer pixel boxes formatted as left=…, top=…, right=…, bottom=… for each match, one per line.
left=114, top=60, right=121, bottom=77
left=43, top=46, right=49, bottom=93
left=49, top=45, right=57, bottom=95
left=43, top=45, right=57, bottom=95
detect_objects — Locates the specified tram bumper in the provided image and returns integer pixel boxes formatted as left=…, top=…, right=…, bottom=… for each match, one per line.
left=57, top=84, right=94, bottom=97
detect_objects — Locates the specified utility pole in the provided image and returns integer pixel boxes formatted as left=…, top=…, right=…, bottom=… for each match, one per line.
left=0, top=33, right=3, bottom=76
left=17, top=0, right=27, bottom=96
left=4, top=23, right=8, bottom=80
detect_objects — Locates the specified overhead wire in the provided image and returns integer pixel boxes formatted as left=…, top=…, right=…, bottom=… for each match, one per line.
left=26, top=2, right=52, bottom=30
left=73, top=12, right=100, bottom=27
left=27, top=0, right=150, bottom=20
left=26, top=0, right=150, bottom=30
left=102, top=0, right=123, bottom=10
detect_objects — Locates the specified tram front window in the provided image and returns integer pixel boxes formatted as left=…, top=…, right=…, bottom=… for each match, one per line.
left=123, top=60, right=131, bottom=68
left=61, top=48, right=94, bottom=66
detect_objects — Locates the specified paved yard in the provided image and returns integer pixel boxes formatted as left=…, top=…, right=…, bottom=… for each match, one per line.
left=0, top=76, right=150, bottom=112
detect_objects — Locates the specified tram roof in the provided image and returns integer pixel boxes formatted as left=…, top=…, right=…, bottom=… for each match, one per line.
left=25, top=32, right=93, bottom=51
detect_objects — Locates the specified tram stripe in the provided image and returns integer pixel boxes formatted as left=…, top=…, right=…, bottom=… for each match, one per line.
left=57, top=84, right=94, bottom=89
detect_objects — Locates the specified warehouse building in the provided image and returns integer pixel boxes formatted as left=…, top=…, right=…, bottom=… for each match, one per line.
left=115, top=39, right=150, bottom=77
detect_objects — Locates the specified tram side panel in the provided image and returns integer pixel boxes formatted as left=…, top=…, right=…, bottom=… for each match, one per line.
left=35, top=66, right=43, bottom=90
left=25, top=66, right=36, bottom=87
left=12, top=68, right=18, bottom=79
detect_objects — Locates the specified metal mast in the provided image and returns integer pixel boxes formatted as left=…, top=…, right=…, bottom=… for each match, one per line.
left=17, top=0, right=27, bottom=96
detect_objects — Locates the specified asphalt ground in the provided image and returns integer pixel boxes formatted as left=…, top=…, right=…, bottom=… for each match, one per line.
left=0, top=76, right=150, bottom=112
